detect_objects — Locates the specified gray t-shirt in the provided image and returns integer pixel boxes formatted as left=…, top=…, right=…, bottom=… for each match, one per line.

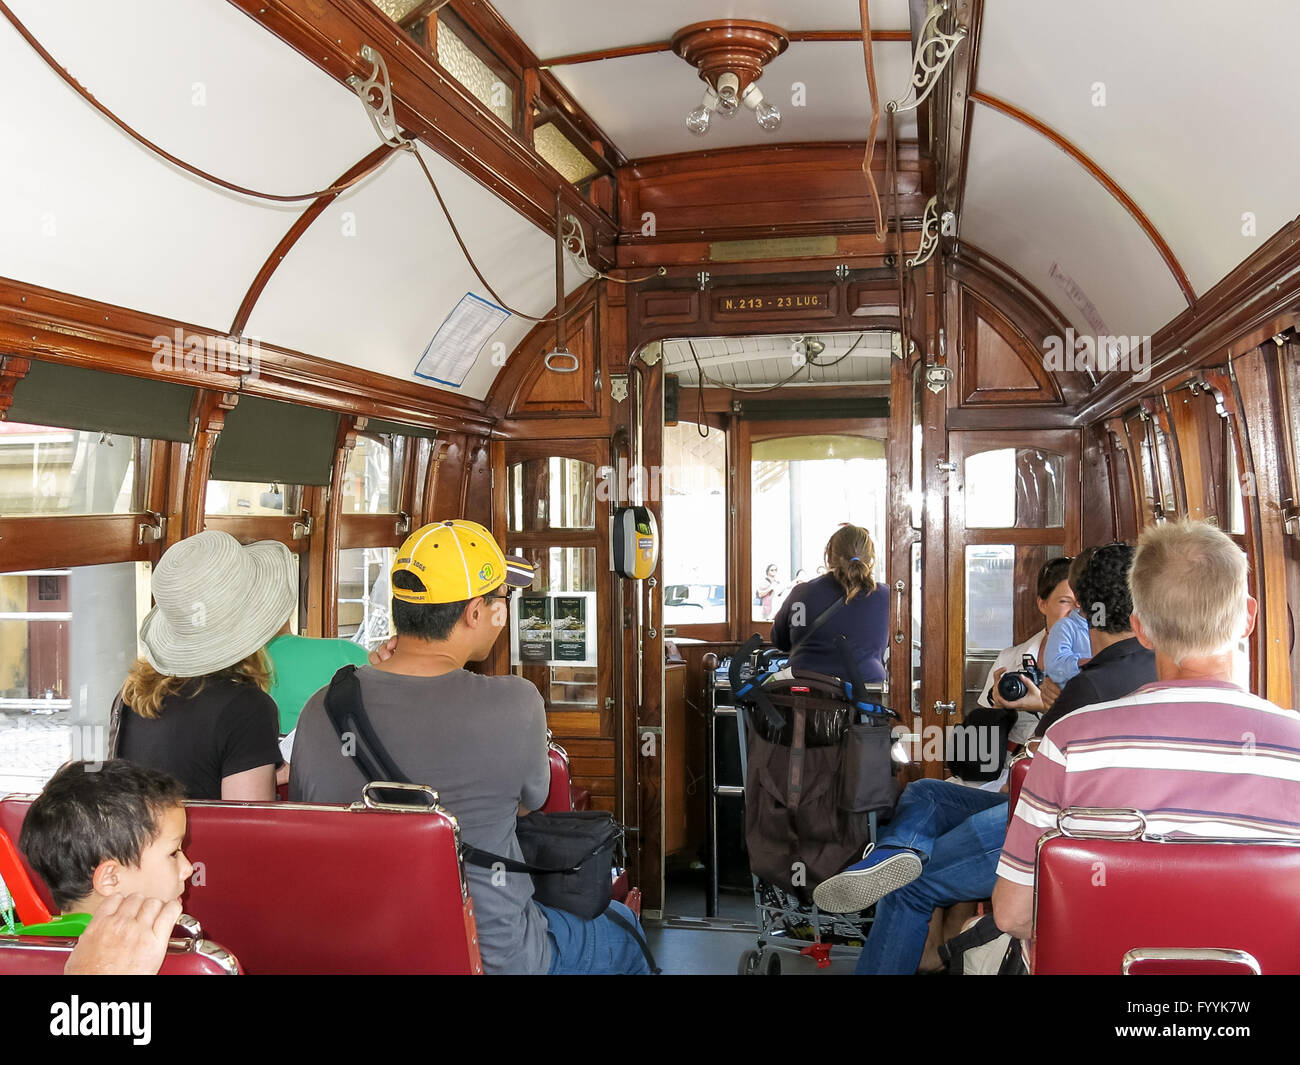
left=289, top=666, right=553, bottom=975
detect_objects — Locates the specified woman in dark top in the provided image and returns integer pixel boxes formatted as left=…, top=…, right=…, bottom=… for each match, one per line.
left=770, top=524, right=889, bottom=683
left=116, top=530, right=294, bottom=801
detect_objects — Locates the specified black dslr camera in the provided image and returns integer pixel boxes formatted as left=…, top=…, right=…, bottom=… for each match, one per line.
left=997, top=654, right=1046, bottom=703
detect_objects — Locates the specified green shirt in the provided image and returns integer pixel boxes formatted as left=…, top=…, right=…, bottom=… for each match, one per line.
left=265, top=634, right=370, bottom=733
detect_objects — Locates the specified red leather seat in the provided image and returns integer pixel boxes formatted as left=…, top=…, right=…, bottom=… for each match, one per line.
left=1, top=787, right=483, bottom=975
left=1007, top=753, right=1032, bottom=823
left=0, top=932, right=243, bottom=975
left=1032, top=814, right=1300, bottom=974
left=542, top=742, right=574, bottom=813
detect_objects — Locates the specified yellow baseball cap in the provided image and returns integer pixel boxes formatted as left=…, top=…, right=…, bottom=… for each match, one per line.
left=392, top=519, right=535, bottom=604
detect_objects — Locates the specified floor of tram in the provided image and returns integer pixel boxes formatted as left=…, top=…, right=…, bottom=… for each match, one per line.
left=641, top=865, right=860, bottom=975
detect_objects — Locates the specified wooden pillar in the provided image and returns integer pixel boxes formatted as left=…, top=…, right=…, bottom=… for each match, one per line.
left=181, top=389, right=238, bottom=539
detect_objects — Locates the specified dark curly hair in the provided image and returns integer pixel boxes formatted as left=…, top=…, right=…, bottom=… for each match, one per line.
left=1075, top=543, right=1136, bottom=634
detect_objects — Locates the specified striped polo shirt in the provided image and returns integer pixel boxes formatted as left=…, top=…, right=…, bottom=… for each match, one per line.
left=998, top=679, right=1300, bottom=886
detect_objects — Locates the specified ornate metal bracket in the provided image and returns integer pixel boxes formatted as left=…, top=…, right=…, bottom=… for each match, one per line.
left=348, top=45, right=407, bottom=148
left=925, top=364, right=952, bottom=394
left=890, top=1, right=968, bottom=114
left=907, top=196, right=941, bottom=270
left=610, top=374, right=629, bottom=402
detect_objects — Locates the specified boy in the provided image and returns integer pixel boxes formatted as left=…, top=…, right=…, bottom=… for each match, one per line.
left=19, top=760, right=193, bottom=973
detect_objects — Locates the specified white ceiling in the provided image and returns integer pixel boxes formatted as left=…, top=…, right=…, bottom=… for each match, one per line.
left=965, top=0, right=1300, bottom=344
left=491, top=0, right=912, bottom=61
left=663, top=331, right=895, bottom=387
left=0, top=0, right=579, bottom=402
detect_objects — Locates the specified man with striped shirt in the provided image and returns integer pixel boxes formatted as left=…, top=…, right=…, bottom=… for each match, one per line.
left=992, top=520, right=1300, bottom=943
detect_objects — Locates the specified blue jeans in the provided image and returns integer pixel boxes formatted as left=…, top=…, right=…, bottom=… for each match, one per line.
left=538, top=900, right=651, bottom=975
left=856, top=779, right=1008, bottom=975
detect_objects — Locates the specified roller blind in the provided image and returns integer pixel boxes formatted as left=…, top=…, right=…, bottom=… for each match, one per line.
left=363, top=418, right=439, bottom=440
left=210, top=395, right=339, bottom=486
left=5, top=358, right=195, bottom=441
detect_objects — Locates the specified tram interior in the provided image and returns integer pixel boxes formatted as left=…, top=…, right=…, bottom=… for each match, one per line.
left=2, top=0, right=1300, bottom=976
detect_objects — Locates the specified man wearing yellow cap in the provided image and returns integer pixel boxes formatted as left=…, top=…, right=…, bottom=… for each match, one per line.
left=290, top=520, right=649, bottom=975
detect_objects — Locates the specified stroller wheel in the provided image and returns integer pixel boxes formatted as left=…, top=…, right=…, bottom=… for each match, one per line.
left=762, top=950, right=782, bottom=975
left=737, top=949, right=760, bottom=975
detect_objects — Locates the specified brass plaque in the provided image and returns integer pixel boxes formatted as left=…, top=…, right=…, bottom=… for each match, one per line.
left=709, top=235, right=839, bottom=262
left=714, top=291, right=830, bottom=315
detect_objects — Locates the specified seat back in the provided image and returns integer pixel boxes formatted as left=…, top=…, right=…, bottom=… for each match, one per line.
left=0, top=933, right=242, bottom=975
left=1007, top=754, right=1032, bottom=823
left=0, top=789, right=483, bottom=975
left=542, top=741, right=574, bottom=813
left=1033, top=819, right=1300, bottom=974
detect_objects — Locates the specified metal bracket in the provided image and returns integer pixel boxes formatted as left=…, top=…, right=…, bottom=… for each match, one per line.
left=933, top=700, right=957, bottom=717
left=890, top=1, right=969, bottom=114
left=696, top=270, right=710, bottom=291
left=834, top=263, right=851, bottom=280
left=935, top=460, right=957, bottom=473
left=347, top=45, right=407, bottom=148
left=907, top=196, right=941, bottom=269
left=610, top=374, right=629, bottom=402
left=395, top=511, right=411, bottom=536
left=640, top=342, right=663, bottom=367
left=925, top=364, right=952, bottom=394
left=292, top=510, right=313, bottom=540
left=137, top=511, right=166, bottom=545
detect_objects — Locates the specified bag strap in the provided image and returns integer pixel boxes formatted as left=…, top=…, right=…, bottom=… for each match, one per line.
left=604, top=906, right=661, bottom=975
left=791, top=595, right=846, bottom=652
left=323, top=665, right=412, bottom=789
left=460, top=826, right=622, bottom=878
left=107, top=692, right=124, bottom=759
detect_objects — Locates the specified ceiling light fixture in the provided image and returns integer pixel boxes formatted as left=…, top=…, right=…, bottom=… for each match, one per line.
left=672, top=20, right=789, bottom=137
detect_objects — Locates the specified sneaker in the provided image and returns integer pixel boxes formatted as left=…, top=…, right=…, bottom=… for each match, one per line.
left=811, top=844, right=923, bottom=913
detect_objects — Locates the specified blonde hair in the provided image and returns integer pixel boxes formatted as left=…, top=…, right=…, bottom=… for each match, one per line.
left=825, top=525, right=877, bottom=602
left=121, top=650, right=272, bottom=719
left=1129, top=520, right=1248, bottom=664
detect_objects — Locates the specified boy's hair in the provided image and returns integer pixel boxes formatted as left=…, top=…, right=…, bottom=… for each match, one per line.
left=391, top=569, right=468, bottom=641
left=19, top=760, right=186, bottom=911
left=1076, top=543, right=1137, bottom=634
left=1067, top=546, right=1098, bottom=596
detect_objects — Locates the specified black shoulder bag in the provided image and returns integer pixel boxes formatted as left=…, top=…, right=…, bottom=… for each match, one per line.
left=321, top=666, right=658, bottom=973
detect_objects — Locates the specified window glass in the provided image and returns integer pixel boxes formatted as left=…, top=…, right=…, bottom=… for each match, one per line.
left=437, top=16, right=515, bottom=127
left=0, top=561, right=152, bottom=795
left=508, top=458, right=596, bottom=532
left=0, top=423, right=145, bottom=516
left=337, top=547, right=394, bottom=649
left=963, top=448, right=1065, bottom=529
left=911, top=361, right=923, bottom=529
left=962, top=544, right=1064, bottom=711
left=534, top=122, right=599, bottom=185
left=1152, top=423, right=1178, bottom=517
left=750, top=434, right=887, bottom=622
left=1227, top=429, right=1246, bottom=536
left=511, top=546, right=597, bottom=709
left=663, top=423, right=726, bottom=625
left=206, top=480, right=304, bottom=517
left=341, top=435, right=403, bottom=515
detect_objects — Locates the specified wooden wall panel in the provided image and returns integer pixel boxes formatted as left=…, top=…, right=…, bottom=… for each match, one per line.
left=958, top=289, right=1060, bottom=406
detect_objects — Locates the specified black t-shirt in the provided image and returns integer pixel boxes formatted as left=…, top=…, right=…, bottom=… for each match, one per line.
left=1033, top=636, right=1157, bottom=737
left=117, top=680, right=281, bottom=800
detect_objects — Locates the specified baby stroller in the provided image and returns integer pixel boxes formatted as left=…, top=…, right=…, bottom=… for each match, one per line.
left=729, top=634, right=901, bottom=974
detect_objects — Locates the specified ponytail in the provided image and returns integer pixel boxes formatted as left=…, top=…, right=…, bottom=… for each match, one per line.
left=826, top=525, right=877, bottom=602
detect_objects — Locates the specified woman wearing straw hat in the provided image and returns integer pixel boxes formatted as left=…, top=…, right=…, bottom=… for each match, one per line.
left=115, top=531, right=296, bottom=801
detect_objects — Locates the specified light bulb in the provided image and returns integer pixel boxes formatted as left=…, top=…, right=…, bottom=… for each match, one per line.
left=686, top=105, right=712, bottom=136
left=756, top=100, right=782, bottom=131
left=715, top=71, right=740, bottom=116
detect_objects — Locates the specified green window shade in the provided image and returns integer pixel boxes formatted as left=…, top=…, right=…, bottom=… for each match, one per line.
left=210, top=395, right=339, bottom=486
left=5, top=359, right=194, bottom=441
left=363, top=418, right=439, bottom=440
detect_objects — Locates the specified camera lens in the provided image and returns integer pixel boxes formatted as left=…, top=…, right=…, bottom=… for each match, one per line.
left=998, top=673, right=1028, bottom=702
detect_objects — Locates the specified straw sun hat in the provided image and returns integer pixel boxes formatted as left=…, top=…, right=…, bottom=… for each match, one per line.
left=139, top=530, right=298, bottom=678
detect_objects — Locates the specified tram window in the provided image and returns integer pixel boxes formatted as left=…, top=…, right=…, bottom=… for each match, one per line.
left=337, top=547, right=394, bottom=649
left=1152, top=423, right=1179, bottom=518
left=206, top=480, right=304, bottom=516
left=963, top=544, right=1064, bottom=711
left=0, top=423, right=146, bottom=517
left=963, top=448, right=1065, bottom=529
left=1226, top=431, right=1247, bottom=536
left=751, top=434, right=887, bottom=622
left=435, top=11, right=517, bottom=129
left=0, top=561, right=151, bottom=796
left=511, top=546, right=598, bottom=710
left=341, top=434, right=403, bottom=515
left=662, top=423, right=726, bottom=625
left=508, top=457, right=596, bottom=532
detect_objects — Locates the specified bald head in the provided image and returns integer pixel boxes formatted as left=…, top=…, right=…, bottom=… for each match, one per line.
left=1128, top=520, right=1249, bottom=665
